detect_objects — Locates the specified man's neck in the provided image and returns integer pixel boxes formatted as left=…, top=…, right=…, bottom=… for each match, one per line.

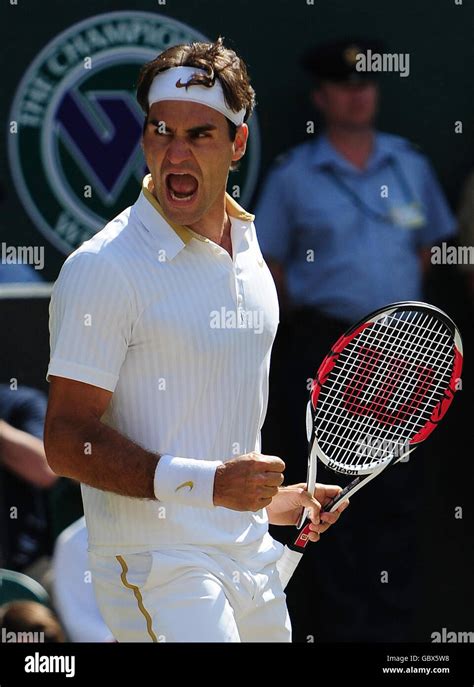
left=185, top=194, right=233, bottom=257
left=326, top=126, right=375, bottom=170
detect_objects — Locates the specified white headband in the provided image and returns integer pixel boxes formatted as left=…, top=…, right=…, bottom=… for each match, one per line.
left=147, top=66, right=246, bottom=126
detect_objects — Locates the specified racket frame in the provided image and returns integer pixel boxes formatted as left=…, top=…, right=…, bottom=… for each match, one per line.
left=295, top=300, right=462, bottom=526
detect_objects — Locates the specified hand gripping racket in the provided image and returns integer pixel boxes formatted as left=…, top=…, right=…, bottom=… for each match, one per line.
left=276, top=301, right=463, bottom=589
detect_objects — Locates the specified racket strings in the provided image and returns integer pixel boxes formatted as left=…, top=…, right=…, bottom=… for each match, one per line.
left=323, top=312, right=453, bottom=416
left=329, top=325, right=452, bottom=419
left=317, top=346, right=451, bottom=466
left=317, top=325, right=452, bottom=466
left=314, top=310, right=455, bottom=471
left=344, top=312, right=453, bottom=416
left=332, top=314, right=452, bottom=393
left=319, top=315, right=451, bottom=421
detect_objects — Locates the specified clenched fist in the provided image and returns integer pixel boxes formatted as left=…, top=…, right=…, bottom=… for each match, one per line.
left=213, top=452, right=285, bottom=512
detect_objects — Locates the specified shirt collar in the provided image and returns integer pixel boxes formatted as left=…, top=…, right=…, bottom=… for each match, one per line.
left=134, top=174, right=254, bottom=260
left=311, top=132, right=396, bottom=174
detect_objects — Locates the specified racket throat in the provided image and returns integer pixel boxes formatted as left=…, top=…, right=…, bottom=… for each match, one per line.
left=323, top=462, right=389, bottom=512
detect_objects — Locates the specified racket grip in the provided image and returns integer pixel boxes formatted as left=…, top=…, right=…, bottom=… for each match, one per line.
left=289, top=520, right=313, bottom=551
left=323, top=476, right=360, bottom=513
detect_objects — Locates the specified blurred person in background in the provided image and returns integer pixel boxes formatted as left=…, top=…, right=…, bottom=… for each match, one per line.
left=52, top=517, right=114, bottom=642
left=0, top=263, right=43, bottom=284
left=0, top=385, right=56, bottom=573
left=0, top=600, right=64, bottom=642
left=255, top=37, right=456, bottom=641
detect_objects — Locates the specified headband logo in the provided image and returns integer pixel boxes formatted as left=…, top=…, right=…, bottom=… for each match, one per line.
left=176, top=78, right=193, bottom=89
left=175, top=73, right=216, bottom=90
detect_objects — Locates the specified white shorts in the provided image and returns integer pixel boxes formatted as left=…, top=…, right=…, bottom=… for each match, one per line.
left=89, top=548, right=292, bottom=642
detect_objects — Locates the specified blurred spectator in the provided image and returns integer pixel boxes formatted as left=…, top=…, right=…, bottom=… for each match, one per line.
left=457, top=170, right=474, bottom=302
left=255, top=37, right=455, bottom=641
left=0, top=417, right=55, bottom=488
left=0, top=384, right=56, bottom=571
left=258, top=38, right=455, bottom=358
left=257, top=39, right=455, bottom=467
left=0, top=263, right=43, bottom=284
left=0, top=600, right=64, bottom=642
left=52, top=517, right=114, bottom=642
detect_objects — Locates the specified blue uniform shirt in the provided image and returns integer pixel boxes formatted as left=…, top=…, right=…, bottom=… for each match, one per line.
left=0, top=263, right=43, bottom=284
left=255, top=133, right=455, bottom=322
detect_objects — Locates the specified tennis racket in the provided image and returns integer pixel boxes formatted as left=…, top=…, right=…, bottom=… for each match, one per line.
left=276, top=301, right=463, bottom=589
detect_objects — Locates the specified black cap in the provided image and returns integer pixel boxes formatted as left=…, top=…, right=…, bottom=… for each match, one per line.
left=301, top=37, right=386, bottom=83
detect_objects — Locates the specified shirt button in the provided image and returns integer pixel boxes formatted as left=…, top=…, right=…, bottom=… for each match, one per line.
left=237, top=294, right=243, bottom=305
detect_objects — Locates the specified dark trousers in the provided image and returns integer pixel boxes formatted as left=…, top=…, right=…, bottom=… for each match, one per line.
left=263, top=307, right=422, bottom=641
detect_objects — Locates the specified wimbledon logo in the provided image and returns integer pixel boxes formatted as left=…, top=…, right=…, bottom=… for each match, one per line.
left=8, top=11, right=260, bottom=255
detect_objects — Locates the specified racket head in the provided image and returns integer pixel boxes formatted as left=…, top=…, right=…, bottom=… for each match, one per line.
left=308, top=301, right=463, bottom=477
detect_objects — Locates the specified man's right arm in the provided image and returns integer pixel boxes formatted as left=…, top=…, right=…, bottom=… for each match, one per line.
left=44, top=376, right=285, bottom=510
left=44, top=376, right=158, bottom=499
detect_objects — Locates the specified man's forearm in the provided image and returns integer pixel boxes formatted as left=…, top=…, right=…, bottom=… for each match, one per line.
left=45, top=417, right=158, bottom=499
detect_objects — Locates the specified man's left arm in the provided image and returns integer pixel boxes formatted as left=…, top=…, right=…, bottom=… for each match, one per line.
left=267, top=483, right=349, bottom=542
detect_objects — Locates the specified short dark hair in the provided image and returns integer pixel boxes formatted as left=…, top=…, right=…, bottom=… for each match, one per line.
left=137, top=36, right=255, bottom=142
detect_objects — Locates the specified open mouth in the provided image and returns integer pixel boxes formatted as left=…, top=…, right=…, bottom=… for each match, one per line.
left=165, top=173, right=199, bottom=204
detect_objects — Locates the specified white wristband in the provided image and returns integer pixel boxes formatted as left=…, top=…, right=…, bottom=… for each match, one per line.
left=153, top=455, right=222, bottom=508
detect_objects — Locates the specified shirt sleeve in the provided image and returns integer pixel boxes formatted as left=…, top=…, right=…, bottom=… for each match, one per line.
left=416, top=158, right=456, bottom=247
left=254, top=165, right=294, bottom=264
left=47, top=251, right=134, bottom=392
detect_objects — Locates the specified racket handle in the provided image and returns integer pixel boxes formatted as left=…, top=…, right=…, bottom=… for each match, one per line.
left=323, top=476, right=361, bottom=513
left=288, top=520, right=313, bottom=552
left=291, top=476, right=362, bottom=549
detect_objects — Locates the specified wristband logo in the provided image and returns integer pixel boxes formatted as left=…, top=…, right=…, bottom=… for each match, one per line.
left=8, top=11, right=260, bottom=255
left=175, top=480, right=194, bottom=493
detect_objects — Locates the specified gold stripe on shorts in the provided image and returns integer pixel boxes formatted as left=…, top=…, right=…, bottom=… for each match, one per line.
left=116, top=555, right=158, bottom=642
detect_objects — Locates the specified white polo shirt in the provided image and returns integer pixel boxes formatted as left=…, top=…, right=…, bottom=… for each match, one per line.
left=47, top=175, right=282, bottom=566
